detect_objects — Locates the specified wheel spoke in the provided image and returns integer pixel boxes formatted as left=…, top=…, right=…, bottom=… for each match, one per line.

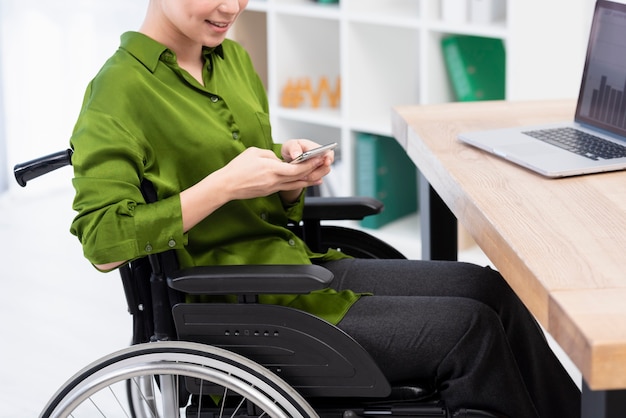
left=87, top=398, right=106, bottom=416
left=230, top=395, right=247, bottom=418
left=131, top=377, right=158, bottom=418
left=107, top=385, right=131, bottom=417
left=219, top=386, right=228, bottom=418
left=197, top=379, right=204, bottom=418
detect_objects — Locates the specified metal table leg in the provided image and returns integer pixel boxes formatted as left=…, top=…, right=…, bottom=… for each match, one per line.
left=582, top=382, right=626, bottom=418
left=419, top=173, right=457, bottom=261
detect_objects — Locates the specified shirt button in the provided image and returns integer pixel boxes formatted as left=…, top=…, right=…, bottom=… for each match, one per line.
left=211, top=96, right=219, bottom=103
left=260, top=213, right=267, bottom=220
left=168, top=239, right=176, bottom=248
left=145, top=244, right=153, bottom=253
left=288, top=239, right=296, bottom=246
left=232, top=132, right=239, bottom=140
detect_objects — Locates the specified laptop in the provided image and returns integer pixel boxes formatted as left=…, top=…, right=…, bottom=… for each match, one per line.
left=458, top=0, right=626, bottom=178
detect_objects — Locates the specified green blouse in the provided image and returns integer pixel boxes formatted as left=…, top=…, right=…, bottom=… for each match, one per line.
left=69, top=32, right=359, bottom=324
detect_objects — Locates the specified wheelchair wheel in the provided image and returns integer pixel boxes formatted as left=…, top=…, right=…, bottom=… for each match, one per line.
left=40, top=341, right=318, bottom=418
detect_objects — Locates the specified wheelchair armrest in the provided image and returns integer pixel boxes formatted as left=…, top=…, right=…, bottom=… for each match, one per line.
left=167, top=264, right=333, bottom=295
left=303, top=196, right=383, bottom=221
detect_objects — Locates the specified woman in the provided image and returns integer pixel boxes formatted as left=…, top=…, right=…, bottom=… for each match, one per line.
left=69, top=0, right=581, bottom=416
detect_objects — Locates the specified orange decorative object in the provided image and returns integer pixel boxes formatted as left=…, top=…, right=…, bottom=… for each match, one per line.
left=280, top=76, right=341, bottom=109
left=280, top=79, right=305, bottom=108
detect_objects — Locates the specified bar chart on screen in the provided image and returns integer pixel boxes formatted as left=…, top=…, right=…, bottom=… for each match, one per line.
left=587, top=75, right=626, bottom=126
left=580, top=3, right=626, bottom=125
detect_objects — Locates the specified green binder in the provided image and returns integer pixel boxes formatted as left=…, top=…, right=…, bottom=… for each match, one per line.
left=356, top=133, right=418, bottom=229
left=441, top=35, right=505, bottom=102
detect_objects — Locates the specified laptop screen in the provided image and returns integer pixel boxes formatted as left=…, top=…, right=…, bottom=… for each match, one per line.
left=576, top=0, right=626, bottom=138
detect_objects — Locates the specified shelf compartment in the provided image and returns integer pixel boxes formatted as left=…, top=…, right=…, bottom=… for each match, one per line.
left=423, top=31, right=457, bottom=104
left=272, top=14, right=341, bottom=112
left=422, top=31, right=506, bottom=104
left=346, top=22, right=420, bottom=129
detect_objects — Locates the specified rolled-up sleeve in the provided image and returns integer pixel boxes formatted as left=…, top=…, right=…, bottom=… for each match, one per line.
left=70, top=108, right=186, bottom=265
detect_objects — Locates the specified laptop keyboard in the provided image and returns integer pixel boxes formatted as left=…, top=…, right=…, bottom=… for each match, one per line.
left=522, top=127, right=626, bottom=161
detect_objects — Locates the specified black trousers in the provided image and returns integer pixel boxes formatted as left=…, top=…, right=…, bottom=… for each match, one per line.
left=321, top=258, right=581, bottom=418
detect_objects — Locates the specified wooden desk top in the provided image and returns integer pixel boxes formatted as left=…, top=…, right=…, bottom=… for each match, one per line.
left=392, top=100, right=626, bottom=390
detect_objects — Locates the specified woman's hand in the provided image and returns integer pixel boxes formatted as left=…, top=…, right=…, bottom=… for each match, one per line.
left=222, top=144, right=331, bottom=199
left=281, top=139, right=335, bottom=165
left=279, top=139, right=334, bottom=202
left=180, top=141, right=333, bottom=231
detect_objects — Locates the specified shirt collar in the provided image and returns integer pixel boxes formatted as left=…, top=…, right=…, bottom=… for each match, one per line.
left=204, top=44, right=225, bottom=60
left=120, top=31, right=224, bottom=73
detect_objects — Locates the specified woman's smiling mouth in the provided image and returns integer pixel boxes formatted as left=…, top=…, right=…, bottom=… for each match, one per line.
left=206, top=20, right=229, bottom=28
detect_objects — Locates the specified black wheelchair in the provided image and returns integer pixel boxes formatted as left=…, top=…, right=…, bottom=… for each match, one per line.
left=15, top=150, right=501, bottom=418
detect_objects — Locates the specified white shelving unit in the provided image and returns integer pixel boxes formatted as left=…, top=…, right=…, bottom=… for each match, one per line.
left=228, top=0, right=598, bottom=257
left=232, top=0, right=596, bottom=197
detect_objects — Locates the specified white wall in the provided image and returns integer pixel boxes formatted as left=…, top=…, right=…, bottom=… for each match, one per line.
left=506, top=0, right=596, bottom=101
left=0, top=0, right=147, bottom=192
left=0, top=3, right=148, bottom=414
left=0, top=25, right=6, bottom=193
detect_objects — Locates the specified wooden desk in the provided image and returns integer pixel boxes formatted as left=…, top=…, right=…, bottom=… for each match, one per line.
left=392, top=100, right=626, bottom=418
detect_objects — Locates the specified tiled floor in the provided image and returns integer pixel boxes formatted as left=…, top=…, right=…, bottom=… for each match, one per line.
left=0, top=180, right=581, bottom=417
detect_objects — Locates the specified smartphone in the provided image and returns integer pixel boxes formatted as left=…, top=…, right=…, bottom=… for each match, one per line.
left=290, top=142, right=338, bottom=164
